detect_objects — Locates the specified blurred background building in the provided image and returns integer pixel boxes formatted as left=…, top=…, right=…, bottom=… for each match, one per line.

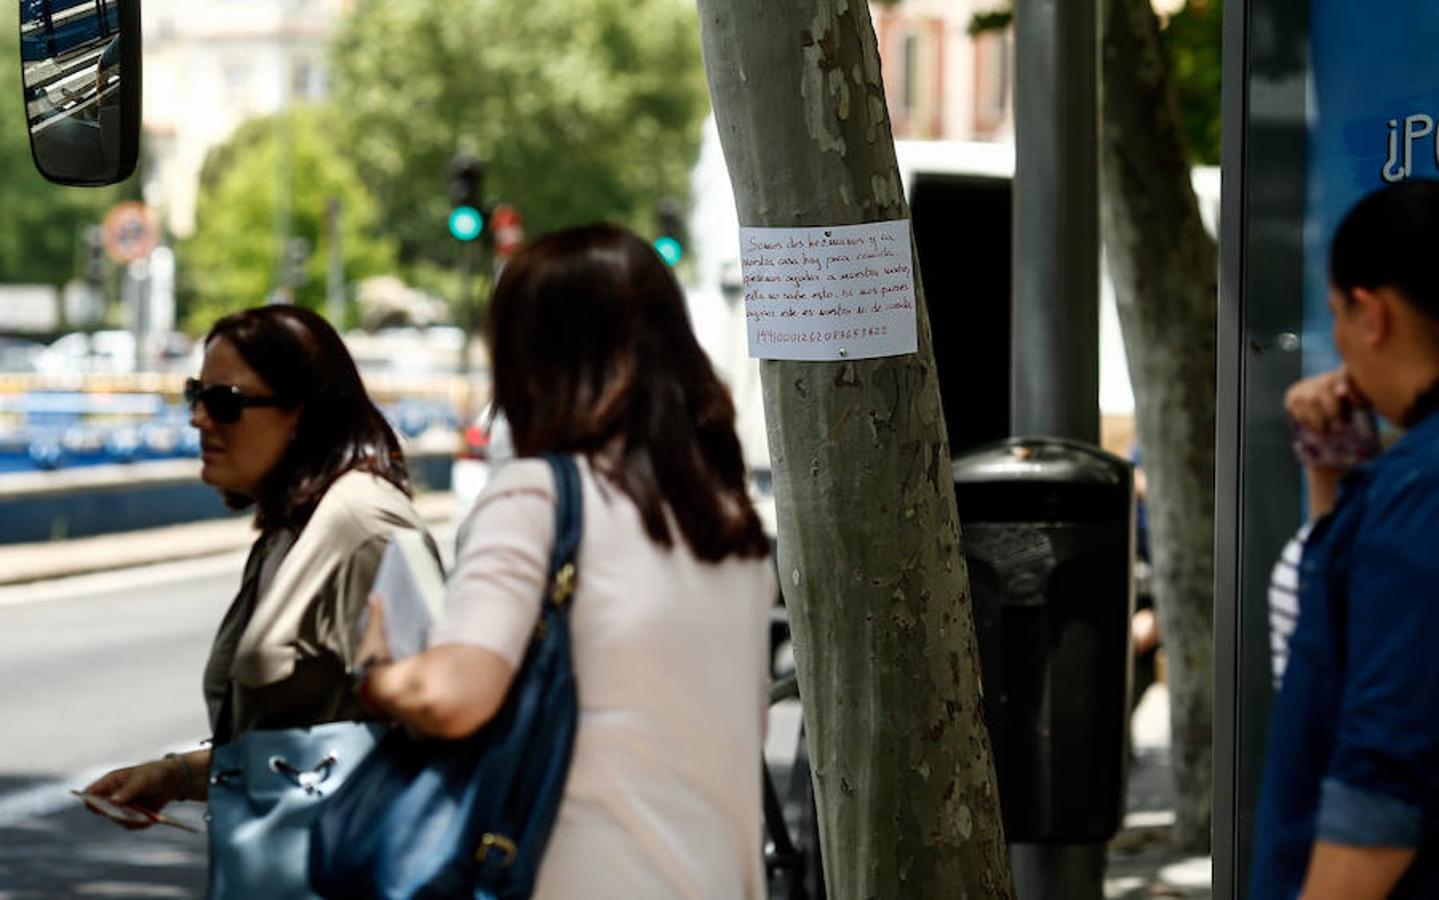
left=872, top=0, right=1015, bottom=142
left=140, top=0, right=352, bottom=237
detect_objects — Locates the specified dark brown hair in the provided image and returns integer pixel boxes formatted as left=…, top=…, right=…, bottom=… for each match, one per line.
left=488, top=223, right=767, bottom=562
left=1331, top=180, right=1439, bottom=425
left=204, top=305, right=410, bottom=531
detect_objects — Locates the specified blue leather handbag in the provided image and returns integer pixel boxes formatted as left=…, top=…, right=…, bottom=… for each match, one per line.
left=207, top=720, right=385, bottom=899
left=309, top=453, right=583, bottom=900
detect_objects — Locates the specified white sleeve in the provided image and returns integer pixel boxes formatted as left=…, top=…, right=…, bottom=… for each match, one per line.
left=428, top=460, right=556, bottom=667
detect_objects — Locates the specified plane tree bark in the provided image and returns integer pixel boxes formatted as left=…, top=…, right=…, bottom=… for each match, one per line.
left=970, top=0, right=1219, bottom=852
left=695, top=2, right=1014, bottom=896
left=1099, top=0, right=1217, bottom=853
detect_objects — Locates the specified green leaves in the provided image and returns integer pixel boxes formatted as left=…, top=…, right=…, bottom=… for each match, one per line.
left=329, top=0, right=710, bottom=266
left=1160, top=0, right=1223, bottom=165
left=181, top=107, right=397, bottom=330
left=177, top=0, right=706, bottom=334
left=967, top=10, right=1014, bottom=35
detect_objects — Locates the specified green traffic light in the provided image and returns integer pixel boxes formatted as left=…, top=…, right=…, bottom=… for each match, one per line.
left=654, top=236, right=683, bottom=266
left=449, top=206, right=484, bottom=242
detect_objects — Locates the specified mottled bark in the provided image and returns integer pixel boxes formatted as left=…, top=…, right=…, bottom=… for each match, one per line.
left=1099, top=0, right=1216, bottom=853
left=694, top=2, right=1014, bottom=896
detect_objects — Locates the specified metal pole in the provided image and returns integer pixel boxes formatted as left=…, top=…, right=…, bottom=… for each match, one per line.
left=1011, top=2, right=1103, bottom=897
left=125, top=259, right=149, bottom=373
left=1012, top=0, right=1101, bottom=445
left=458, top=239, right=478, bottom=418
left=272, top=56, right=294, bottom=304
left=326, top=197, right=345, bottom=326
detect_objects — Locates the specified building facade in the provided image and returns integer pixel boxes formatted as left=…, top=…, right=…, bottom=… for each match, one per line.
left=871, top=0, right=1015, bottom=142
left=139, top=0, right=349, bottom=237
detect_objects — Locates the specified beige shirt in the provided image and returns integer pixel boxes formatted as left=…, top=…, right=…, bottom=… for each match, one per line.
left=204, top=470, right=435, bottom=742
left=432, top=457, right=775, bottom=900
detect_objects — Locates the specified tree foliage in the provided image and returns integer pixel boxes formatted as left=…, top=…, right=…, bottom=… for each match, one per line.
left=328, top=0, right=710, bottom=266
left=0, top=25, right=131, bottom=288
left=180, top=107, right=397, bottom=331
left=1159, top=0, right=1222, bottom=164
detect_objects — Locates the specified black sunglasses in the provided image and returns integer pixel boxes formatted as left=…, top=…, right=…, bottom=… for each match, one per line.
left=184, top=378, right=290, bottom=424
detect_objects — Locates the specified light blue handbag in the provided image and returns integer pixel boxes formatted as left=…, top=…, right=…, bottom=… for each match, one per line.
left=207, top=720, right=384, bottom=899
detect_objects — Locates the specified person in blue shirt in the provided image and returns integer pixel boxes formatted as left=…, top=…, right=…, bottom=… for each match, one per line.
left=1253, top=179, right=1439, bottom=898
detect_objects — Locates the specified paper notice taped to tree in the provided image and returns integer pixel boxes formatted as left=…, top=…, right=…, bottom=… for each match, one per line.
left=741, top=219, right=918, bottom=361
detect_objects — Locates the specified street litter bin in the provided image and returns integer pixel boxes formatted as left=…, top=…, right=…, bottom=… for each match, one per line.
left=951, top=437, right=1134, bottom=845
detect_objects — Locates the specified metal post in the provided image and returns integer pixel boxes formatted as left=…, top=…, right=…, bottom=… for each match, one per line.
left=125, top=259, right=150, bottom=373
left=272, top=57, right=294, bottom=304
left=1216, top=1, right=1311, bottom=896
left=458, top=239, right=478, bottom=418
left=1011, top=2, right=1103, bottom=897
left=326, top=197, right=345, bottom=326
left=1012, top=0, right=1100, bottom=446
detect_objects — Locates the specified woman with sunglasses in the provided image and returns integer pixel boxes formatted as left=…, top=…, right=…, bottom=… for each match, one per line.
left=80, top=306, right=436, bottom=881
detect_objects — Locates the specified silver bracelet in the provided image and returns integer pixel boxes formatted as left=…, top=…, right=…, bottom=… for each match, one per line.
left=164, top=752, right=193, bottom=801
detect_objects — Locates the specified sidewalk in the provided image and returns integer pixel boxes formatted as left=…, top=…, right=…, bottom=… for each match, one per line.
left=1105, top=683, right=1213, bottom=898
left=0, top=491, right=456, bottom=586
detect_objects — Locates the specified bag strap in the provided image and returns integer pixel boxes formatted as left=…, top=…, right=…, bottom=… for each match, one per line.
left=541, top=453, right=583, bottom=615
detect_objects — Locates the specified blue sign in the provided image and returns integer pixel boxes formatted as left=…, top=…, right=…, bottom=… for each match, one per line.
left=1304, top=3, right=1439, bottom=376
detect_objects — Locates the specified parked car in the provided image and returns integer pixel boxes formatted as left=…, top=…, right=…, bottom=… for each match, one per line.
left=0, top=336, right=44, bottom=372
left=33, top=330, right=134, bottom=374
left=32, top=329, right=196, bottom=375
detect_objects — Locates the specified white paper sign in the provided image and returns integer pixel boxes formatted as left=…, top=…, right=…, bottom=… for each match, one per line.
left=740, top=219, right=917, bottom=361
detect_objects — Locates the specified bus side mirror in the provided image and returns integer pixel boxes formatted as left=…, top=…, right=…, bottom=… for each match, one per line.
left=19, top=0, right=141, bottom=186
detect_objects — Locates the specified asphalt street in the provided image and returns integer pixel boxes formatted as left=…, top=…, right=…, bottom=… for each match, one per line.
left=0, top=553, right=241, bottom=898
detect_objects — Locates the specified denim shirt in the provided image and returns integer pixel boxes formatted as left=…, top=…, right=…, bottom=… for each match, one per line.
left=1252, top=411, right=1439, bottom=898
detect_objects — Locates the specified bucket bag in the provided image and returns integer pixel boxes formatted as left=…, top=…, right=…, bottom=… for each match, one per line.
left=207, top=719, right=385, bottom=899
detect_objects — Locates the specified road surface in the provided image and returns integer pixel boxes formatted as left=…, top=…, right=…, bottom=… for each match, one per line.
left=0, top=552, right=242, bottom=898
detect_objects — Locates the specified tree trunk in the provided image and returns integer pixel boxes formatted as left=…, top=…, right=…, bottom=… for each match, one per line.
left=1099, top=0, right=1216, bottom=853
left=695, top=3, right=1014, bottom=897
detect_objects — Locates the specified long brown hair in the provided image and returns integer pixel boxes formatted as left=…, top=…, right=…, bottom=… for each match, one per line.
left=205, top=305, right=410, bottom=532
left=488, top=223, right=767, bottom=562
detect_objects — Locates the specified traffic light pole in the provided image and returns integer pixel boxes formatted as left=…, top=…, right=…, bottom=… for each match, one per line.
left=457, top=237, right=488, bottom=423
left=326, top=197, right=346, bottom=326
left=449, top=151, right=488, bottom=419
left=459, top=238, right=476, bottom=378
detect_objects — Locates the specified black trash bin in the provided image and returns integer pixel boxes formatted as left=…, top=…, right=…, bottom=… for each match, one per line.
left=951, top=437, right=1134, bottom=845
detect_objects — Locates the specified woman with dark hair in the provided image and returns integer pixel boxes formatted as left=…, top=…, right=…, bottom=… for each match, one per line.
left=355, top=224, right=776, bottom=898
left=1253, top=180, right=1439, bottom=898
left=82, top=306, right=436, bottom=885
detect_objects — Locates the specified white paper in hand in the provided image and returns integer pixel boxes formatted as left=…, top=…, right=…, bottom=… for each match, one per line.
left=366, top=530, right=445, bottom=659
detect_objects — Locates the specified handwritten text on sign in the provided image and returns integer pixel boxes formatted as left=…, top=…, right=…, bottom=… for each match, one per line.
left=741, top=219, right=917, bottom=361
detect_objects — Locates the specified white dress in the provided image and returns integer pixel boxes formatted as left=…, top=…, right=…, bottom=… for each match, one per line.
left=430, top=456, right=775, bottom=899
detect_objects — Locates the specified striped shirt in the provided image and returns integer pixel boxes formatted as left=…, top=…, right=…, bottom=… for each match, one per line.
left=1268, top=521, right=1312, bottom=688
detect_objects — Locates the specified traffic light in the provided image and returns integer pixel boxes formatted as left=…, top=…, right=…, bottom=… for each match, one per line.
left=448, top=153, right=486, bottom=242
left=654, top=197, right=685, bottom=266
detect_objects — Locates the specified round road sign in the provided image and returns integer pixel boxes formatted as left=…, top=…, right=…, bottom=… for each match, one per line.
left=101, top=201, right=159, bottom=264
